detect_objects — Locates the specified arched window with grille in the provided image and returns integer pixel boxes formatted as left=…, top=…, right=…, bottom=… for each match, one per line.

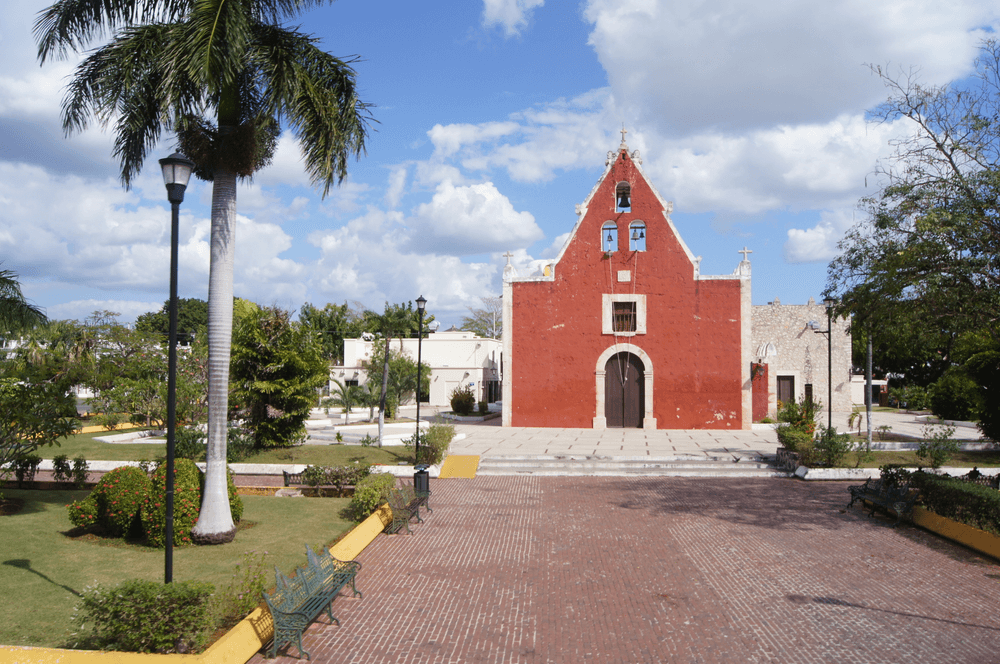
left=602, top=221, right=618, bottom=252
left=629, top=221, right=646, bottom=251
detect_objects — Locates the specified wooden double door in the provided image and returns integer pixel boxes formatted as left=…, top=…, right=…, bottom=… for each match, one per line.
left=605, top=352, right=644, bottom=428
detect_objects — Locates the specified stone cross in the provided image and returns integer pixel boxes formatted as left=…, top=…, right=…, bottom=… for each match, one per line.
left=739, top=246, right=753, bottom=261
left=503, top=251, right=514, bottom=266
left=620, top=125, right=628, bottom=147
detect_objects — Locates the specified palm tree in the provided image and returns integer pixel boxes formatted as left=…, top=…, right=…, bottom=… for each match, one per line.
left=328, top=378, right=361, bottom=424
left=0, top=268, right=46, bottom=336
left=36, top=0, right=372, bottom=544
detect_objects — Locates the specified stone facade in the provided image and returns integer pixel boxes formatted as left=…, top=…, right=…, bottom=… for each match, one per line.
left=751, top=298, right=852, bottom=425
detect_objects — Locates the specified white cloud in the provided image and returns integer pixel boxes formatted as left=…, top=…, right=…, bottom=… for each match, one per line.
left=45, top=299, right=162, bottom=323
left=410, top=180, right=543, bottom=255
left=482, top=0, right=545, bottom=37
left=583, top=0, right=997, bottom=133
left=783, top=209, right=857, bottom=263
left=385, top=166, right=408, bottom=209
left=428, top=122, right=521, bottom=158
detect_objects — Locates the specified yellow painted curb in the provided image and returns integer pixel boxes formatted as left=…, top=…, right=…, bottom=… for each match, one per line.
left=439, top=455, right=479, bottom=479
left=0, top=504, right=395, bottom=664
left=76, top=424, right=145, bottom=435
left=911, top=506, right=1000, bottom=561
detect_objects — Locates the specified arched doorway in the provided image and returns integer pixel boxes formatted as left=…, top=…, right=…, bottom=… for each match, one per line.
left=605, top=352, right=644, bottom=428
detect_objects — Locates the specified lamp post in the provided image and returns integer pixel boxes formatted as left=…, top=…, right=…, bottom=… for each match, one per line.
left=817, top=297, right=836, bottom=433
left=414, top=296, right=426, bottom=464
left=158, top=152, right=194, bottom=584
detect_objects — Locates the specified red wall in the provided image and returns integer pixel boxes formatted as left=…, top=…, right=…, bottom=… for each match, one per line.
left=510, top=150, right=745, bottom=429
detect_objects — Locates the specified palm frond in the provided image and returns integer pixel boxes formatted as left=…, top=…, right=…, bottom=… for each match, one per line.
left=251, top=24, right=373, bottom=195
left=35, top=0, right=192, bottom=62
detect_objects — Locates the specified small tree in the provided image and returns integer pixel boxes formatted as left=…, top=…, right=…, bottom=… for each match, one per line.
left=230, top=306, right=327, bottom=448
left=0, top=378, right=78, bottom=487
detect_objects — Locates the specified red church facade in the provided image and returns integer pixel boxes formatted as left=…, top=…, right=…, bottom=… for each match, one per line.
left=501, top=139, right=752, bottom=430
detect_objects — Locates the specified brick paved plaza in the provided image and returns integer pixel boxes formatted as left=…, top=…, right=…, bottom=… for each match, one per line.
left=255, top=477, right=1000, bottom=663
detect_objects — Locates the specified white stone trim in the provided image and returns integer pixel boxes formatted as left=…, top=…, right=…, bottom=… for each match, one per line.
left=593, top=343, right=656, bottom=429
left=601, top=294, right=647, bottom=336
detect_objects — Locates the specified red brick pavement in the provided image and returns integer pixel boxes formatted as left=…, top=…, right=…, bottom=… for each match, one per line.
left=252, top=477, right=1000, bottom=663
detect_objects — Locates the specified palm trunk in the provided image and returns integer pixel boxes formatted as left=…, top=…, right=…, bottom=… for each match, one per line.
left=377, top=335, right=390, bottom=447
left=191, top=168, right=237, bottom=545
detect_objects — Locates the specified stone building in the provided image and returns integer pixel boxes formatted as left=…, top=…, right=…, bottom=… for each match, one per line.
left=750, top=298, right=852, bottom=425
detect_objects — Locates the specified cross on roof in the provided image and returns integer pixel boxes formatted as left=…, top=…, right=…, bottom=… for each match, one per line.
left=620, top=125, right=628, bottom=147
left=739, top=246, right=753, bottom=261
left=503, top=251, right=514, bottom=266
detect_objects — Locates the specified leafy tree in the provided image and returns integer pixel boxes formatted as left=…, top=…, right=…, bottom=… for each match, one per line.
left=0, top=378, right=78, bottom=485
left=135, top=298, right=208, bottom=345
left=0, top=267, right=46, bottom=336
left=366, top=342, right=430, bottom=413
left=460, top=295, right=502, bottom=339
left=299, top=301, right=366, bottom=363
left=230, top=305, right=327, bottom=448
left=362, top=302, right=434, bottom=446
left=37, top=0, right=373, bottom=544
left=828, top=41, right=1000, bottom=439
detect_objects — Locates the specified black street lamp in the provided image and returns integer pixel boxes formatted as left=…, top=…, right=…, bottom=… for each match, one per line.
left=813, top=297, right=837, bottom=433
left=158, top=151, right=194, bottom=584
left=414, top=296, right=429, bottom=498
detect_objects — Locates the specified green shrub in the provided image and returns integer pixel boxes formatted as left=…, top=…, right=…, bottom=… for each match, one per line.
left=777, top=399, right=820, bottom=434
left=908, top=471, right=1000, bottom=536
left=928, top=368, right=983, bottom=422
left=13, top=454, right=41, bottom=486
left=888, top=384, right=928, bottom=410
left=226, top=424, right=256, bottom=462
left=301, top=464, right=371, bottom=496
left=209, top=550, right=269, bottom=631
left=67, top=465, right=151, bottom=537
left=404, top=422, right=455, bottom=465
left=477, top=400, right=488, bottom=415
left=449, top=385, right=476, bottom=416
left=348, top=472, right=396, bottom=521
left=52, top=454, right=73, bottom=483
left=173, top=426, right=206, bottom=461
left=67, top=496, right=99, bottom=529
left=75, top=578, right=214, bottom=653
left=776, top=425, right=813, bottom=453
left=72, top=455, right=90, bottom=487
left=141, top=459, right=203, bottom=547
left=813, top=427, right=852, bottom=467
left=917, top=424, right=959, bottom=469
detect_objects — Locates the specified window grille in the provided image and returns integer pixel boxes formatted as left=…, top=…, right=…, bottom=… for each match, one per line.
left=612, top=302, right=637, bottom=332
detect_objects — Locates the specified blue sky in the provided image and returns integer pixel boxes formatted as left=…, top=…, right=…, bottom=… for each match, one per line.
left=2, top=0, right=998, bottom=327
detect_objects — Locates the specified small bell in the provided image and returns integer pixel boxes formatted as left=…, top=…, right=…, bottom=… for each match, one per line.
left=617, top=192, right=631, bottom=209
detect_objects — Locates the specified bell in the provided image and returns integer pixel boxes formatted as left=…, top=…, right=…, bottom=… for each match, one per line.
left=607, top=231, right=614, bottom=244
left=617, top=192, right=631, bottom=209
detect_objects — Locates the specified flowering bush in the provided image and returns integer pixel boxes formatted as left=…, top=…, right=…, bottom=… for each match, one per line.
left=67, top=466, right=151, bottom=537
left=141, top=459, right=203, bottom=547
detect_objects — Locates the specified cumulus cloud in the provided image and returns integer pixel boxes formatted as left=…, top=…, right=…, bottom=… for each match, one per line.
left=409, top=180, right=544, bottom=255
left=482, top=0, right=545, bottom=37
left=583, top=0, right=996, bottom=134
left=783, top=209, right=857, bottom=263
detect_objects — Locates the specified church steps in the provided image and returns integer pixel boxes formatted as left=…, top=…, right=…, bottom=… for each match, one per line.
left=475, top=455, right=791, bottom=478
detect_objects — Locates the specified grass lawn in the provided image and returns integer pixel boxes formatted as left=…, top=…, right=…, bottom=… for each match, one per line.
left=841, top=449, right=1000, bottom=468
left=0, top=489, right=356, bottom=648
left=38, top=429, right=414, bottom=466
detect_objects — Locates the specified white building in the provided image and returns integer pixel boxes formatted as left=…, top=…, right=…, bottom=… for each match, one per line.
left=331, top=328, right=502, bottom=407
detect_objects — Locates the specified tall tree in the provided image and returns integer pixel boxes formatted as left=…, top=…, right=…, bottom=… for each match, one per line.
left=299, top=301, right=365, bottom=364
left=135, top=298, right=208, bottom=344
left=460, top=295, right=502, bottom=339
left=0, top=267, right=46, bottom=337
left=37, top=0, right=372, bottom=544
left=362, top=302, right=434, bottom=446
left=828, top=40, right=1000, bottom=440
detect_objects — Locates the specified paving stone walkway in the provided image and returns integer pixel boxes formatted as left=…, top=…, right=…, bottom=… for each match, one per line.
left=252, top=476, right=1000, bottom=664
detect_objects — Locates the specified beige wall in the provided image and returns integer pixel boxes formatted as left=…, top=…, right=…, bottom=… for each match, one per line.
left=752, top=298, right=852, bottom=426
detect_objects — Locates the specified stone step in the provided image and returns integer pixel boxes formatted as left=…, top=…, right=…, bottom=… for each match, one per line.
left=476, top=455, right=791, bottom=477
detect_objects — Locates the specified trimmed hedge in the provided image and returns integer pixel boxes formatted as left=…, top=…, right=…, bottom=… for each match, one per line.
left=142, top=459, right=203, bottom=547
left=67, top=466, right=151, bottom=537
left=909, top=471, right=1000, bottom=536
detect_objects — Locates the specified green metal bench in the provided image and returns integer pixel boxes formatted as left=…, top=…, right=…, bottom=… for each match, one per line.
left=386, top=485, right=430, bottom=534
left=262, top=545, right=362, bottom=659
left=847, top=477, right=917, bottom=527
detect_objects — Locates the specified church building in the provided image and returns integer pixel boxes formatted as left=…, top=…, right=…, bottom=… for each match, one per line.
left=501, top=134, right=753, bottom=429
